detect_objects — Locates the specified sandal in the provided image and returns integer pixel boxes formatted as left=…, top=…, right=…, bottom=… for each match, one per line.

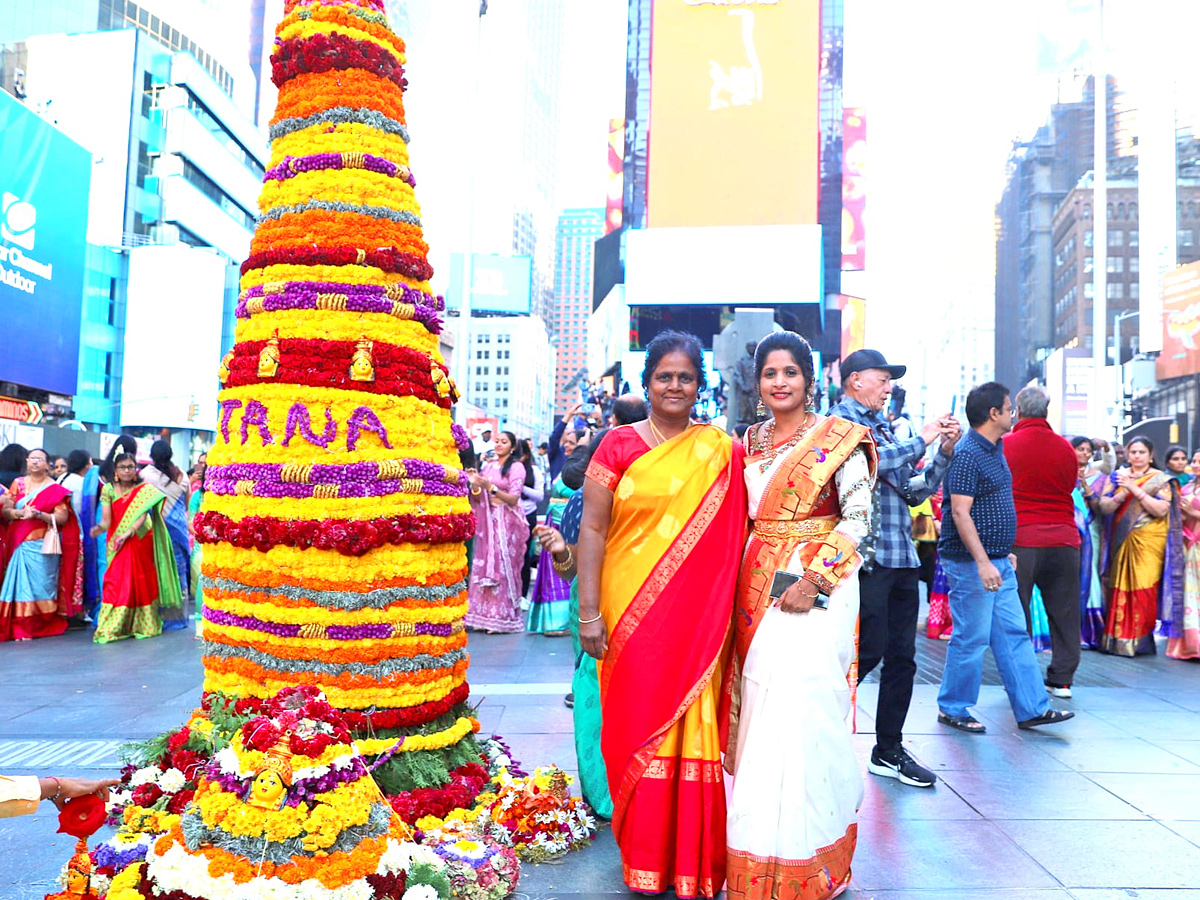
left=1018, top=709, right=1075, bottom=730
left=937, top=712, right=987, bottom=734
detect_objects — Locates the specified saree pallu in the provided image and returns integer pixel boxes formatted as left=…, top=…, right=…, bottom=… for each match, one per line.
left=527, top=479, right=577, bottom=633
left=80, top=466, right=102, bottom=618
left=0, top=482, right=82, bottom=641
left=1075, top=486, right=1106, bottom=648
left=597, top=425, right=747, bottom=898
left=1101, top=472, right=1184, bottom=657
left=925, top=557, right=953, bottom=639
left=727, top=417, right=873, bottom=900
left=560, top=491, right=613, bottom=819
left=94, top=483, right=181, bottom=643
left=1169, top=484, right=1200, bottom=659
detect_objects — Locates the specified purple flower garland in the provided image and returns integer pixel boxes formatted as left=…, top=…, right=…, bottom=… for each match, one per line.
left=203, top=606, right=458, bottom=641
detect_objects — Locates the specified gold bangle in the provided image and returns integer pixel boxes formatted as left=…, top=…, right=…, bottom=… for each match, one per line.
left=470, top=487, right=482, bottom=496
left=552, top=545, right=575, bottom=573
left=578, top=611, right=602, bottom=625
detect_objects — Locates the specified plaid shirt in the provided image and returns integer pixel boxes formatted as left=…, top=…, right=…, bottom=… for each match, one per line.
left=829, top=397, right=952, bottom=569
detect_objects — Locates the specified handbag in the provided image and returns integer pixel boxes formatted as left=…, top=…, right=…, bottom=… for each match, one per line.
left=41, top=515, right=62, bottom=555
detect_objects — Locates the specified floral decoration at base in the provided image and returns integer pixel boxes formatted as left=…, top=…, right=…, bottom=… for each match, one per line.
left=102, top=685, right=452, bottom=900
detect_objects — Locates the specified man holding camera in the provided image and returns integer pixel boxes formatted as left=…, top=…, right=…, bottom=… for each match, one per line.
left=831, top=349, right=962, bottom=788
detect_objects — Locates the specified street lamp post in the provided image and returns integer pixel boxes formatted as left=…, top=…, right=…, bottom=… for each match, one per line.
left=1113, top=308, right=1139, bottom=430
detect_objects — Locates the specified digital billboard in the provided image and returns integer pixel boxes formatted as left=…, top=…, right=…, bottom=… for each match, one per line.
left=841, top=108, right=866, bottom=271
left=446, top=253, right=533, bottom=314
left=1157, top=260, right=1200, bottom=380
left=121, top=245, right=225, bottom=431
left=606, top=119, right=625, bottom=234
left=647, top=0, right=820, bottom=228
left=837, top=294, right=865, bottom=359
left=0, top=89, right=91, bottom=396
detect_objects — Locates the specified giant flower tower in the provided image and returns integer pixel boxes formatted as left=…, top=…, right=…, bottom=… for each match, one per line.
left=72, top=3, right=594, bottom=899
left=194, top=0, right=479, bottom=793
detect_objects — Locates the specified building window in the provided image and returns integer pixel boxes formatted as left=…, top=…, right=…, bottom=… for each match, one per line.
left=1179, top=229, right=1195, bottom=249
left=1084, top=283, right=1094, bottom=299
left=1083, top=256, right=1093, bottom=274
left=1108, top=230, right=1124, bottom=248
left=1129, top=230, right=1139, bottom=247
left=1106, top=257, right=1123, bottom=274
left=1107, top=282, right=1123, bottom=300
left=1130, top=256, right=1139, bottom=273
left=1130, top=282, right=1140, bottom=300
left=1084, top=230, right=1093, bottom=248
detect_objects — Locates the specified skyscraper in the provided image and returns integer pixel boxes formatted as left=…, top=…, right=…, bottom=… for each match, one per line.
left=552, top=208, right=604, bottom=415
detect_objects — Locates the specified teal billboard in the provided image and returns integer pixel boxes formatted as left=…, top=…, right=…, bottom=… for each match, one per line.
left=0, top=89, right=91, bottom=396
left=446, top=253, right=533, bottom=314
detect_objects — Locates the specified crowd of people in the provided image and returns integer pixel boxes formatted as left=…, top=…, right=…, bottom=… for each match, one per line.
left=0, top=438, right=206, bottom=644
left=497, top=329, right=1196, bottom=900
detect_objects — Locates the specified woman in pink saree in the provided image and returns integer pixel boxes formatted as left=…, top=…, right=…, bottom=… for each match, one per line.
left=465, top=431, right=531, bottom=632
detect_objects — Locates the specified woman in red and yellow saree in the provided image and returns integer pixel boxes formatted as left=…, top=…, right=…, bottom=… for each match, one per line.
left=726, top=334, right=876, bottom=900
left=1095, top=437, right=1184, bottom=657
left=577, top=332, right=747, bottom=899
left=0, top=449, right=83, bottom=642
left=90, top=454, right=182, bottom=643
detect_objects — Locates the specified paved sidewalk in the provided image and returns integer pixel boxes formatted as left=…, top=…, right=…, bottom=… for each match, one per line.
left=2, top=626, right=1198, bottom=899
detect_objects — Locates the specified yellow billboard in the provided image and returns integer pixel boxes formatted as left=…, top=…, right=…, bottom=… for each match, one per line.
left=647, top=0, right=820, bottom=228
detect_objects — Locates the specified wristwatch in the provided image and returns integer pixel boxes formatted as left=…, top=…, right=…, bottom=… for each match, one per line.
left=489, top=484, right=499, bottom=496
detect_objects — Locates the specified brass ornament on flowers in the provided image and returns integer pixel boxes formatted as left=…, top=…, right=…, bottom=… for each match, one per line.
left=350, top=336, right=376, bottom=382
left=258, top=330, right=282, bottom=378
left=217, top=350, right=235, bottom=386
left=430, top=365, right=459, bottom=403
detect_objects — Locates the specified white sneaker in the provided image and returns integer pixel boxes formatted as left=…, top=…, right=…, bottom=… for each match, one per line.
left=1045, top=683, right=1072, bottom=699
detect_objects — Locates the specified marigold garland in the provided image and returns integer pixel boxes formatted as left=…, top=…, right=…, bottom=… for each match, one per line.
left=200, top=543, right=466, bottom=589
left=269, top=122, right=412, bottom=170
left=273, top=68, right=408, bottom=126
left=355, top=717, right=480, bottom=757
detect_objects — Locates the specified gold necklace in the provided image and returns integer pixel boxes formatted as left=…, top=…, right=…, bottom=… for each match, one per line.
left=757, top=414, right=814, bottom=473
left=648, top=416, right=669, bottom=446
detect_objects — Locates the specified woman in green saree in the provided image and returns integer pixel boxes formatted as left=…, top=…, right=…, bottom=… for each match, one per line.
left=89, top=454, right=183, bottom=643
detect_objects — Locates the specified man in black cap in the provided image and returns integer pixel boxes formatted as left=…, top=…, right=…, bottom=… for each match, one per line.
left=830, top=348, right=962, bottom=788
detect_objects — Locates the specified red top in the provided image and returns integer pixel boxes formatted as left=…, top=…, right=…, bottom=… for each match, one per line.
left=1001, top=417, right=1081, bottom=548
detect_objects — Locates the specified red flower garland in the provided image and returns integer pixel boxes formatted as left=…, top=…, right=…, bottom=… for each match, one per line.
left=389, top=762, right=489, bottom=825
left=271, top=32, right=407, bottom=90
left=193, top=510, right=474, bottom=556
left=224, top=338, right=451, bottom=405
left=240, top=246, right=433, bottom=282
left=215, top=681, right=471, bottom=730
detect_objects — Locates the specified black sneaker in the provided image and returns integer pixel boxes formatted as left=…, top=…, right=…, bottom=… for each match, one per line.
left=868, top=745, right=937, bottom=788
left=564, top=693, right=574, bottom=709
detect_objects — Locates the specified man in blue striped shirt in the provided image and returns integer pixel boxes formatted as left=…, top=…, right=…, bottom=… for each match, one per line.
left=831, top=349, right=961, bottom=788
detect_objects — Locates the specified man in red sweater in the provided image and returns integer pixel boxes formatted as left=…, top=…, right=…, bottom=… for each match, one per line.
left=1002, top=385, right=1082, bottom=697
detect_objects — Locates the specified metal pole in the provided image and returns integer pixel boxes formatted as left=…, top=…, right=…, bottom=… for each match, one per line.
left=454, top=9, right=486, bottom=416
left=1091, top=0, right=1108, bottom=437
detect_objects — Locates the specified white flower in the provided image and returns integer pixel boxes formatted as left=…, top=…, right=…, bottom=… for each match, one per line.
left=129, top=766, right=158, bottom=787
left=408, top=845, right=444, bottom=869
left=157, top=768, right=187, bottom=793
left=214, top=747, right=244, bottom=776
left=403, top=886, right=439, bottom=900
left=494, top=754, right=511, bottom=767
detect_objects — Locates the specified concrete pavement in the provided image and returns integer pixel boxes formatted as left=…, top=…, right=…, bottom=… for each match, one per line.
left=2, top=624, right=1199, bottom=899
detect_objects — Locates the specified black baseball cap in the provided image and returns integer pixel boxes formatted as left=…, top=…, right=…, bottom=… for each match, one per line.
left=840, top=348, right=906, bottom=381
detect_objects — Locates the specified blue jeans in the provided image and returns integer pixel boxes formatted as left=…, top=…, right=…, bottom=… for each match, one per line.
left=937, top=556, right=1050, bottom=723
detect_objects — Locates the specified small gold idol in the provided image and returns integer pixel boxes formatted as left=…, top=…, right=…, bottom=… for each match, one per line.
left=350, top=337, right=376, bottom=382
